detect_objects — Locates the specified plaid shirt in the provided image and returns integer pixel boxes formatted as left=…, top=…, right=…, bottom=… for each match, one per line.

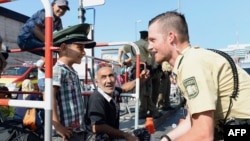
left=53, top=61, right=85, bottom=133
left=18, top=9, right=63, bottom=40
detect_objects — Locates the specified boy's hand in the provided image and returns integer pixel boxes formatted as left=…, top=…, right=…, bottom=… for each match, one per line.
left=53, top=121, right=73, bottom=139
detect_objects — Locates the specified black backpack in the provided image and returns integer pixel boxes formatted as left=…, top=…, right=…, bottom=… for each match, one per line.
left=0, top=119, right=43, bottom=141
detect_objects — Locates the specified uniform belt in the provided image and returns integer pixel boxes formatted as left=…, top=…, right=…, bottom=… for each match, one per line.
left=214, top=118, right=250, bottom=140
left=225, top=118, right=250, bottom=125
left=233, top=118, right=250, bottom=125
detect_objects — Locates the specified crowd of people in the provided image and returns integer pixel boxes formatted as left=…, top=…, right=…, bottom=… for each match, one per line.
left=118, top=30, right=176, bottom=120
left=1, top=0, right=250, bottom=140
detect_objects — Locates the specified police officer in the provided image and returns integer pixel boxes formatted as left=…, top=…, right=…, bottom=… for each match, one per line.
left=148, top=11, right=250, bottom=141
left=118, top=31, right=161, bottom=119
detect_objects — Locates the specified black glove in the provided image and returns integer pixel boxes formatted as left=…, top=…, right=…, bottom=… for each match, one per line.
left=133, top=128, right=151, bottom=141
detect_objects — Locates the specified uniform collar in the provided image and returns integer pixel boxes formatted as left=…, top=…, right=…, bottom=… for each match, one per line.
left=173, top=46, right=191, bottom=74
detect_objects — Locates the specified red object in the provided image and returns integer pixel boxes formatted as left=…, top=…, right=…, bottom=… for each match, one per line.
left=124, top=71, right=128, bottom=82
left=145, top=117, right=155, bottom=134
left=0, top=65, right=39, bottom=91
left=0, top=99, right=9, bottom=106
left=0, top=0, right=12, bottom=4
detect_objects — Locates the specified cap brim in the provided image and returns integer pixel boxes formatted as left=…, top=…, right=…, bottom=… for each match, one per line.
left=57, top=5, right=70, bottom=10
left=65, top=6, right=70, bottom=10
left=62, top=6, right=70, bottom=10
left=73, top=40, right=96, bottom=48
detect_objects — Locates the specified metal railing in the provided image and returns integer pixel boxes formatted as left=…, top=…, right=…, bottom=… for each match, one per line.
left=84, top=42, right=141, bottom=129
left=0, top=2, right=142, bottom=141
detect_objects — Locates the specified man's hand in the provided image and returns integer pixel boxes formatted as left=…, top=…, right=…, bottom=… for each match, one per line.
left=124, top=58, right=132, bottom=67
left=140, top=69, right=150, bottom=83
left=118, top=61, right=124, bottom=67
left=119, top=58, right=132, bottom=67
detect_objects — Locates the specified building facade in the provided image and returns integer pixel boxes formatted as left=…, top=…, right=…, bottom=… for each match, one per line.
left=219, top=44, right=250, bottom=64
left=0, top=6, right=40, bottom=67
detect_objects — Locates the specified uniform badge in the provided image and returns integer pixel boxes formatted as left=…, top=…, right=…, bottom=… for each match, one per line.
left=183, top=77, right=199, bottom=99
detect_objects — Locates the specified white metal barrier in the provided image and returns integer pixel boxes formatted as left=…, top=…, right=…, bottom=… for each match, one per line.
left=0, top=0, right=53, bottom=140
left=0, top=2, right=142, bottom=141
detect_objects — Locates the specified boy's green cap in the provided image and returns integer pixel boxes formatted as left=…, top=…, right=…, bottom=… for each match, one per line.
left=53, top=23, right=96, bottom=48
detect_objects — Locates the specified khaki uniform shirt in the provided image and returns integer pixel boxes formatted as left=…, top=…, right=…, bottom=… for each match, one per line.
left=173, top=46, right=250, bottom=125
left=122, top=39, right=152, bottom=65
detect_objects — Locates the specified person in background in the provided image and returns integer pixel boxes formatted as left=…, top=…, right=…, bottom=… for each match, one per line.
left=157, top=61, right=173, bottom=110
left=13, top=79, right=42, bottom=120
left=0, top=35, right=8, bottom=73
left=148, top=11, right=250, bottom=141
left=115, top=67, right=126, bottom=86
left=0, top=35, right=9, bottom=121
left=118, top=31, right=161, bottom=119
left=150, top=63, right=163, bottom=106
left=51, top=24, right=96, bottom=141
left=36, top=57, right=45, bottom=93
left=0, top=86, right=14, bottom=120
left=86, top=65, right=150, bottom=141
left=36, top=56, right=57, bottom=95
left=17, top=0, right=70, bottom=56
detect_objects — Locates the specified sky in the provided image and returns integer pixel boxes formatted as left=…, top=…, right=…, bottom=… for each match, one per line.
left=2, top=0, right=250, bottom=58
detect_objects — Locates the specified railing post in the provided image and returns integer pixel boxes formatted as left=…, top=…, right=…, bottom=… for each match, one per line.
left=41, top=0, right=53, bottom=140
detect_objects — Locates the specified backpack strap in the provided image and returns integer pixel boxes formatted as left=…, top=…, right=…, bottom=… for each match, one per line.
left=207, top=49, right=239, bottom=124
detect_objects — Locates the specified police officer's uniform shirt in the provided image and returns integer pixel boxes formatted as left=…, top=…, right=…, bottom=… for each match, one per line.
left=173, top=46, right=250, bottom=125
left=122, top=39, right=152, bottom=65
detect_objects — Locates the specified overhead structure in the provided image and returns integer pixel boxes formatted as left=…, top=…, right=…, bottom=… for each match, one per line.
left=82, top=0, right=105, bottom=7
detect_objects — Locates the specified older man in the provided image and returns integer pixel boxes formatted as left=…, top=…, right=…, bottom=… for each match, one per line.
left=86, top=65, right=151, bottom=141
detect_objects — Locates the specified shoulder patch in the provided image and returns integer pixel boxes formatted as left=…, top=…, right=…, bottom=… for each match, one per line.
left=183, top=77, right=199, bottom=99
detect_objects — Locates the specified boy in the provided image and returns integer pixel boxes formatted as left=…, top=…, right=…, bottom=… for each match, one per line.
left=17, top=0, right=70, bottom=56
left=52, top=24, right=96, bottom=141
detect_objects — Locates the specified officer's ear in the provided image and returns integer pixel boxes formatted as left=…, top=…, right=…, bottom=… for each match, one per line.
left=168, top=31, right=175, bottom=42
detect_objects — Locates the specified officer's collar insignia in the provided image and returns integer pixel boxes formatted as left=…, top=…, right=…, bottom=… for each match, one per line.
left=183, top=76, right=199, bottom=99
